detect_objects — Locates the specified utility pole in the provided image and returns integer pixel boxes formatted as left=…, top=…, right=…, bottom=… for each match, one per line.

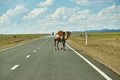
left=85, top=32, right=88, bottom=46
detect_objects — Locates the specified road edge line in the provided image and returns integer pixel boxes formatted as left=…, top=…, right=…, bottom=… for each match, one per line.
left=66, top=43, right=112, bottom=80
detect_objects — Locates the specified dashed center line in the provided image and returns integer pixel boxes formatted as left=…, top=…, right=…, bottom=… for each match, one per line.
left=33, top=50, right=37, bottom=53
left=11, top=65, right=19, bottom=70
left=26, top=55, right=31, bottom=58
left=9, top=38, right=50, bottom=72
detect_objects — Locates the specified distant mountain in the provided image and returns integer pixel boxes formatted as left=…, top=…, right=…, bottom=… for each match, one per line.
left=85, top=29, right=120, bottom=32
left=72, top=29, right=120, bottom=33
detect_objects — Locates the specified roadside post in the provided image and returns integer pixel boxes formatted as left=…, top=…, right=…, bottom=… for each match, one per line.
left=52, top=32, right=54, bottom=36
left=85, top=32, right=88, bottom=46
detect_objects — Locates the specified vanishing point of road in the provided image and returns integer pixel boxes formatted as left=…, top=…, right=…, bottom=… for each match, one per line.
left=0, top=36, right=120, bottom=80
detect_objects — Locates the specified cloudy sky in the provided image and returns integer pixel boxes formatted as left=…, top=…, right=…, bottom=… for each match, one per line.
left=0, top=0, right=120, bottom=34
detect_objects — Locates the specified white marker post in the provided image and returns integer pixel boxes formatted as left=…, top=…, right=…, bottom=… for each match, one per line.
left=85, top=32, right=88, bottom=46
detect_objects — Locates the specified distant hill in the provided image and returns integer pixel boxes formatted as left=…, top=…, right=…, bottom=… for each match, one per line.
left=72, top=29, right=120, bottom=33
left=85, top=29, right=120, bottom=32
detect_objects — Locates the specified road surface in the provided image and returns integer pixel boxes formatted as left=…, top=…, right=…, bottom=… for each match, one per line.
left=0, top=36, right=120, bottom=80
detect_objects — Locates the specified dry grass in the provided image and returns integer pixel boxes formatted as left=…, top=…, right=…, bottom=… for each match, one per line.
left=0, top=34, right=49, bottom=50
left=67, top=32, right=120, bottom=75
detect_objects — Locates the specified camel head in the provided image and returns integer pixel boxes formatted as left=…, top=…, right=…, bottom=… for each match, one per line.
left=66, top=31, right=71, bottom=40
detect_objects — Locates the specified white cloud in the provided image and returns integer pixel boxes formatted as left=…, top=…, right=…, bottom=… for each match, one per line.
left=46, top=5, right=120, bottom=30
left=0, top=5, right=28, bottom=25
left=26, top=2, right=120, bottom=32
left=1, top=4, right=120, bottom=34
left=71, top=0, right=114, bottom=5
left=96, top=5, right=120, bottom=28
left=73, top=5, right=120, bottom=29
left=35, top=19, right=72, bottom=33
left=23, top=8, right=47, bottom=19
left=97, top=5, right=120, bottom=17
left=47, top=5, right=120, bottom=30
left=47, top=7, right=65, bottom=20
left=47, top=7, right=80, bottom=20
left=68, top=9, right=91, bottom=23
left=94, top=5, right=120, bottom=23
left=38, top=0, right=55, bottom=7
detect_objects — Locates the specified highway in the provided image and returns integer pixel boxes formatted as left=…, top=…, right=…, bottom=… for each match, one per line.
left=0, top=36, right=120, bottom=80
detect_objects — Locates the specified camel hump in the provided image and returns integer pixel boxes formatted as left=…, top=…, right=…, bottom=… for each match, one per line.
left=55, top=30, right=71, bottom=37
left=57, top=31, right=63, bottom=36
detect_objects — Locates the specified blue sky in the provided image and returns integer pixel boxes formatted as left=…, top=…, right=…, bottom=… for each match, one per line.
left=0, top=0, right=120, bottom=34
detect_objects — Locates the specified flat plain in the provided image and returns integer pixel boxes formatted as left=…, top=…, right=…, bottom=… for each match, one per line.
left=0, top=34, right=49, bottom=50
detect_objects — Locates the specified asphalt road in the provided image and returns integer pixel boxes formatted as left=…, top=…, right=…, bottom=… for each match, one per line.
left=0, top=36, right=120, bottom=80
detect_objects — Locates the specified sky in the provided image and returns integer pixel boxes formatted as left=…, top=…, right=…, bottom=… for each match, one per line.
left=0, top=0, right=120, bottom=34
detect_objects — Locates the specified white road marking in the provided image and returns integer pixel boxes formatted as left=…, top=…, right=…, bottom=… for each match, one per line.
left=66, top=44, right=112, bottom=80
left=33, top=50, right=37, bottom=53
left=11, top=65, right=19, bottom=70
left=40, top=38, right=49, bottom=48
left=26, top=55, right=31, bottom=58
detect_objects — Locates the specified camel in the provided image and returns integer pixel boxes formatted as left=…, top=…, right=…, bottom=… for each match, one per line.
left=54, top=30, right=71, bottom=51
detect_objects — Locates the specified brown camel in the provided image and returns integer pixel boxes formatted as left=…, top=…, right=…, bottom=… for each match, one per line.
left=54, top=30, right=71, bottom=51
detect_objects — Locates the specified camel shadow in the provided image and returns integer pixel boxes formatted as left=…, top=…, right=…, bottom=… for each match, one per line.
left=54, top=48, right=73, bottom=52
left=64, top=49, right=73, bottom=51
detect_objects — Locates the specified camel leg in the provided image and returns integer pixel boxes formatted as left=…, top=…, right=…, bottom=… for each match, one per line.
left=56, top=41, right=59, bottom=50
left=62, top=40, right=65, bottom=51
left=54, top=39, right=57, bottom=50
left=54, top=38, right=60, bottom=50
